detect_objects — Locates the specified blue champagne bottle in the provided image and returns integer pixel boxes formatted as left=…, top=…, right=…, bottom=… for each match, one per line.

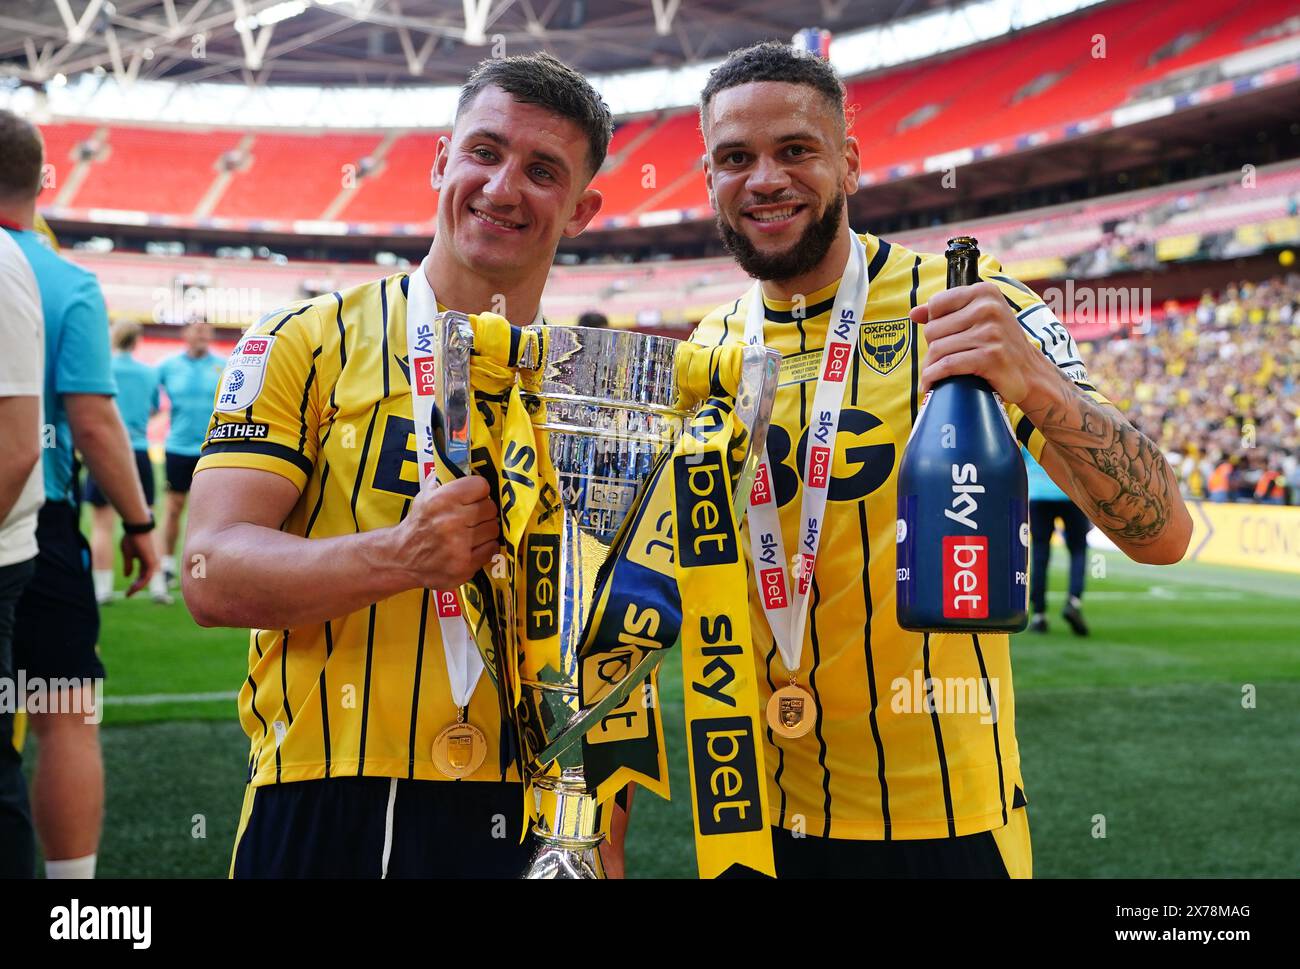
left=896, top=237, right=1029, bottom=633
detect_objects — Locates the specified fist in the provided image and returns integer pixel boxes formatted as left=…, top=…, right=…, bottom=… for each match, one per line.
left=910, top=281, right=1049, bottom=405
left=394, top=475, right=500, bottom=591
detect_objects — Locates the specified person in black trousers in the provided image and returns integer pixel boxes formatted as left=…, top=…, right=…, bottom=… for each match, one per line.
left=1024, top=447, right=1091, bottom=636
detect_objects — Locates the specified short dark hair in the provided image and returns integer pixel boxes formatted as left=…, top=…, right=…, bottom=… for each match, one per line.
left=0, top=109, right=44, bottom=202
left=699, top=41, right=846, bottom=135
left=456, top=52, right=614, bottom=179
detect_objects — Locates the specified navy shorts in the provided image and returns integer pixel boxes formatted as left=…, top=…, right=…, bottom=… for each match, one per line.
left=12, top=502, right=105, bottom=682
left=164, top=452, right=201, bottom=493
left=85, top=449, right=155, bottom=509
left=232, top=777, right=539, bottom=878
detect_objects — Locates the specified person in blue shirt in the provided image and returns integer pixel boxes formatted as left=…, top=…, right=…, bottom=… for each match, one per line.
left=2, top=107, right=158, bottom=880
left=85, top=322, right=162, bottom=604
left=1023, top=445, right=1090, bottom=635
left=156, top=321, right=225, bottom=592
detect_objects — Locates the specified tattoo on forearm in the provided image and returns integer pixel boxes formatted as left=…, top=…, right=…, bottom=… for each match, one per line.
left=1027, top=371, right=1176, bottom=544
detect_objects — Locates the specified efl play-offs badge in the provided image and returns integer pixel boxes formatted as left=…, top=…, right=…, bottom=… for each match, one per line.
left=215, top=335, right=276, bottom=413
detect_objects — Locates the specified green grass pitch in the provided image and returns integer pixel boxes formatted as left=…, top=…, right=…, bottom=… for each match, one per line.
left=25, top=543, right=1299, bottom=878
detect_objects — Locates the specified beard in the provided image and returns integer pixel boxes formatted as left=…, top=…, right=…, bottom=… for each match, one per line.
left=717, top=191, right=845, bottom=283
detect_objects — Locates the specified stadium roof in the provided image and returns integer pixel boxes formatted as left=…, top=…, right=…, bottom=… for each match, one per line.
left=0, top=0, right=963, bottom=87
left=0, top=0, right=1108, bottom=125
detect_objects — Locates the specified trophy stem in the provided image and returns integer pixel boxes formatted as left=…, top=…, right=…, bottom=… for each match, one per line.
left=524, top=767, right=606, bottom=879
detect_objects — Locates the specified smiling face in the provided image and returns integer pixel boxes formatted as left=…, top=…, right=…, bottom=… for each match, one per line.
left=704, top=81, right=859, bottom=283
left=432, top=85, right=602, bottom=283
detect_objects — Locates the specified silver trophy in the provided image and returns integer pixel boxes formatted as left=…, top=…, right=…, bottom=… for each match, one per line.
left=434, top=315, right=779, bottom=878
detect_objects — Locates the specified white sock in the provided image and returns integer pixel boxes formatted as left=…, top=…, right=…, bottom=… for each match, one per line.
left=149, top=570, right=168, bottom=595
left=92, top=570, right=113, bottom=600
left=162, top=554, right=177, bottom=575
left=46, top=853, right=97, bottom=879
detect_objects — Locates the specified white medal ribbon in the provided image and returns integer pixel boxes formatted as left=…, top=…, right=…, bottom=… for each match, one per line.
left=744, top=232, right=869, bottom=676
left=404, top=261, right=543, bottom=709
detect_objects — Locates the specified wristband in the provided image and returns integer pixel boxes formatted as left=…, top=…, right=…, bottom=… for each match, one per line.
left=123, top=514, right=155, bottom=535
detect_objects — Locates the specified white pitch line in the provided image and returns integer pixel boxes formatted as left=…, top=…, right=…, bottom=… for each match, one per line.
left=107, top=690, right=238, bottom=706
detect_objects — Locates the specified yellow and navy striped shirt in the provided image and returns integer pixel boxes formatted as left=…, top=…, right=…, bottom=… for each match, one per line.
left=692, top=231, right=1109, bottom=840
left=197, top=273, right=516, bottom=787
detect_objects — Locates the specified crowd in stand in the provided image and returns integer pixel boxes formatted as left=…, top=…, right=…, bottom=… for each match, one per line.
left=1081, top=273, right=1299, bottom=505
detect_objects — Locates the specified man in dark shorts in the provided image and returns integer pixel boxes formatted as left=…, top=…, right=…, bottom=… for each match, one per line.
left=1, top=108, right=159, bottom=879
left=156, top=320, right=224, bottom=597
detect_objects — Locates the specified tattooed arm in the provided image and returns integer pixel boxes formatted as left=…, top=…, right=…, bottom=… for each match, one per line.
left=913, top=280, right=1192, bottom=566
left=1024, top=367, right=1192, bottom=564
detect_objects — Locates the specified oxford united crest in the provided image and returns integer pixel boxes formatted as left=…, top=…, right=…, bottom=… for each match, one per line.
left=859, top=318, right=910, bottom=375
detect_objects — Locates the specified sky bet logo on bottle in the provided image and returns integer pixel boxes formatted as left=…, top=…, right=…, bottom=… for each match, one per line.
left=215, top=334, right=275, bottom=412
left=943, top=535, right=989, bottom=618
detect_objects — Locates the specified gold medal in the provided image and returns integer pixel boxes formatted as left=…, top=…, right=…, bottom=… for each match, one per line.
left=766, top=683, right=815, bottom=739
left=432, top=713, right=487, bottom=779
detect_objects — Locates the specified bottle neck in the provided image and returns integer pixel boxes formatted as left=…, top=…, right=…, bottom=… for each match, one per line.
left=946, top=253, right=980, bottom=289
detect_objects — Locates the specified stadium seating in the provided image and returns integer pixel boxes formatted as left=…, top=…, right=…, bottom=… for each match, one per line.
left=33, top=0, right=1297, bottom=230
left=70, top=125, right=243, bottom=215
left=334, top=131, right=444, bottom=225
left=213, top=131, right=384, bottom=222
left=66, top=157, right=1300, bottom=334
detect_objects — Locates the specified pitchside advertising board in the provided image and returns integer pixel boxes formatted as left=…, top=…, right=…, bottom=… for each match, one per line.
left=1183, top=501, right=1300, bottom=575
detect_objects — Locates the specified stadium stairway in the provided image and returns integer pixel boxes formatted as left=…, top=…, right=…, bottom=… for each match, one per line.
left=193, top=133, right=255, bottom=220
left=321, top=131, right=400, bottom=222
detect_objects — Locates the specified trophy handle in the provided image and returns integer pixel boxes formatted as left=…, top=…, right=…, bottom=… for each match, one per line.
left=730, top=345, right=783, bottom=517
left=432, top=310, right=476, bottom=476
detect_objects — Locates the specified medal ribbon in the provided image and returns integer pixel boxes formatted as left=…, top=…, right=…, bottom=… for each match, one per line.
left=743, top=233, right=869, bottom=677
left=406, top=266, right=486, bottom=711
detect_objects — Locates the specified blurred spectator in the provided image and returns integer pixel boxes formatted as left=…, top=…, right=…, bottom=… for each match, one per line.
left=578, top=310, right=610, bottom=329
left=1083, top=273, right=1299, bottom=506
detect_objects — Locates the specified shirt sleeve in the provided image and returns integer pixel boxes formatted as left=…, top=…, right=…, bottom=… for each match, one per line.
left=54, top=273, right=117, bottom=397
left=194, top=303, right=323, bottom=492
left=982, top=260, right=1112, bottom=463
left=0, top=242, right=43, bottom=398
